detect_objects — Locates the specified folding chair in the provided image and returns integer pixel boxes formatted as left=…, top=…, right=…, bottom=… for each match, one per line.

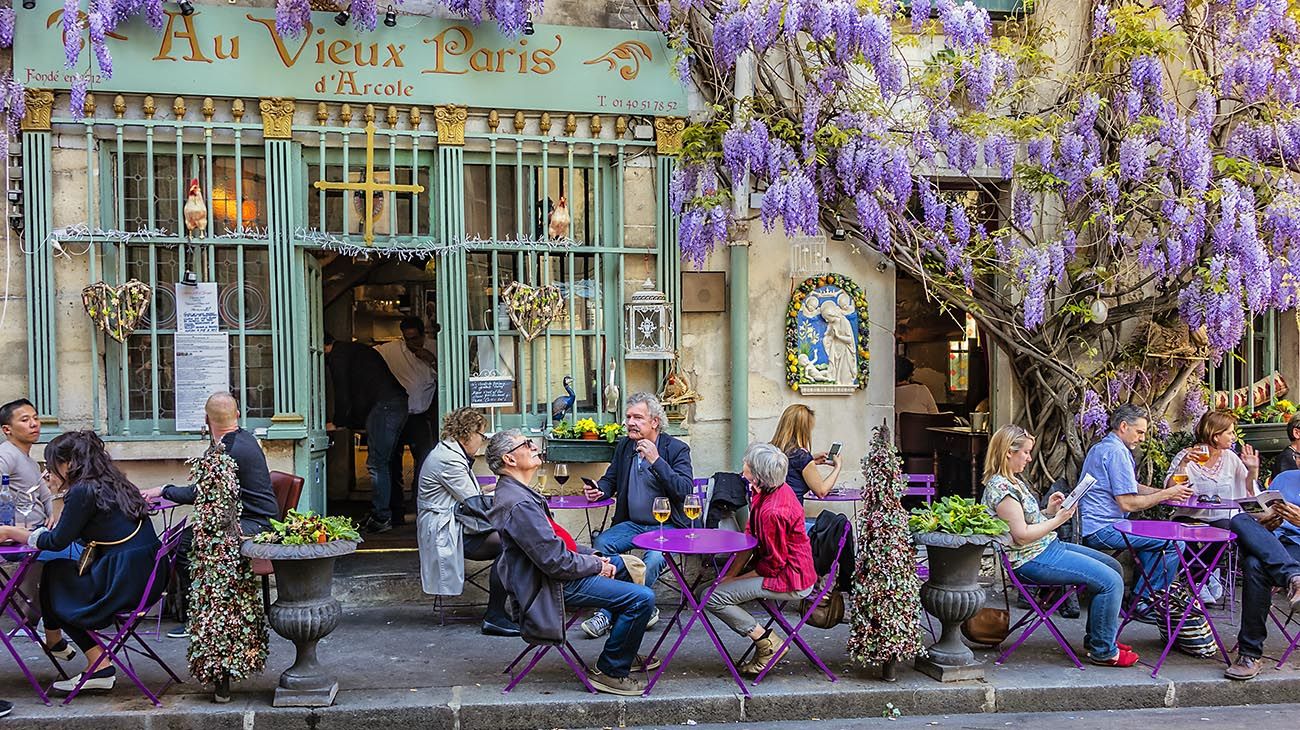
left=748, top=520, right=852, bottom=684
left=904, top=472, right=937, bottom=504
left=502, top=611, right=595, bottom=693
left=993, top=549, right=1085, bottom=669
left=58, top=519, right=188, bottom=706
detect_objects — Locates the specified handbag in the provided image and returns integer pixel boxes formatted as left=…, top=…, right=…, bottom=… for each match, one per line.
left=454, top=494, right=495, bottom=536
left=77, top=521, right=143, bottom=577
left=961, top=556, right=1011, bottom=646
left=801, top=589, right=845, bottom=629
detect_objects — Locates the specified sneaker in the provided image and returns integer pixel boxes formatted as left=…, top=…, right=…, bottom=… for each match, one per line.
left=45, top=639, right=76, bottom=661
left=0, top=699, right=11, bottom=718
left=646, top=607, right=660, bottom=629
left=166, top=624, right=190, bottom=639
left=637, top=654, right=661, bottom=672
left=1088, top=648, right=1140, bottom=667
left=1288, top=575, right=1300, bottom=610
left=362, top=515, right=393, bottom=534
left=52, top=666, right=116, bottom=693
left=588, top=668, right=645, bottom=696
left=581, top=612, right=611, bottom=639
left=1225, top=654, right=1262, bottom=681
left=481, top=617, right=521, bottom=637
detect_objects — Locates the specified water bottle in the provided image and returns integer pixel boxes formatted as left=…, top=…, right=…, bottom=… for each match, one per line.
left=0, top=475, right=14, bottom=527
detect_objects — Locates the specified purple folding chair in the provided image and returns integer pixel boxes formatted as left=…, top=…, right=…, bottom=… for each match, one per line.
left=1265, top=598, right=1300, bottom=668
left=502, top=611, right=595, bottom=694
left=57, top=518, right=188, bottom=706
left=904, top=473, right=937, bottom=504
left=994, top=549, right=1085, bottom=669
left=748, top=521, right=852, bottom=685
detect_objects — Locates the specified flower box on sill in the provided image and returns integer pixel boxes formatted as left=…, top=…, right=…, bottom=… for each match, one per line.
left=1238, top=422, right=1290, bottom=458
left=544, top=436, right=617, bottom=464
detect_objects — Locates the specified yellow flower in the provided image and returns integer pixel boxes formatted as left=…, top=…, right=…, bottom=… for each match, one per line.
left=575, top=418, right=598, bottom=434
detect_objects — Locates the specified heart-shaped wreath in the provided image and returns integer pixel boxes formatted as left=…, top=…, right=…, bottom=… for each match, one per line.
left=501, top=281, right=565, bottom=342
left=82, top=279, right=153, bottom=343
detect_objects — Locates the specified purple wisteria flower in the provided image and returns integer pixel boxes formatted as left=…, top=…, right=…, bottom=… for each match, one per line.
left=1092, top=4, right=1115, bottom=38
left=70, top=76, right=88, bottom=121
left=1076, top=389, right=1108, bottom=439
left=0, top=8, right=14, bottom=49
left=64, top=0, right=82, bottom=68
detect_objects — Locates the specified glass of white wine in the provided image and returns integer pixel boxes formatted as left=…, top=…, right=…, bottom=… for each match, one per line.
left=652, top=497, right=671, bottom=543
left=683, top=494, right=702, bottom=539
left=537, top=472, right=549, bottom=496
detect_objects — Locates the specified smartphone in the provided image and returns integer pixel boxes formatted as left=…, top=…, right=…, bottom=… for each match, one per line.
left=828, top=442, right=843, bottom=457
left=581, top=477, right=600, bottom=491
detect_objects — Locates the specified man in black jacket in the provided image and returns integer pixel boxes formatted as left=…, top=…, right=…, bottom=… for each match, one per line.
left=143, top=392, right=279, bottom=639
left=324, top=333, right=408, bottom=534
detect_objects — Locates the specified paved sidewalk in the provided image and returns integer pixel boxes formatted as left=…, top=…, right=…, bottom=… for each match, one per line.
left=0, top=597, right=1298, bottom=730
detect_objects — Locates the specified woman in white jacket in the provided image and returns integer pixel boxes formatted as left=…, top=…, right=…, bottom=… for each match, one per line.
left=417, top=407, right=518, bottom=636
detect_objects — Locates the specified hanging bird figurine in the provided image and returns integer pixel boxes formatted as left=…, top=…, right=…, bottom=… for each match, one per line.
left=603, top=358, right=620, bottom=414
left=548, top=195, right=570, bottom=240
left=551, top=374, right=576, bottom=424
left=184, top=178, right=208, bottom=241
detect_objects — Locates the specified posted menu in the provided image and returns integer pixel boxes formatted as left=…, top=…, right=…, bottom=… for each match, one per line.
left=173, top=281, right=229, bottom=431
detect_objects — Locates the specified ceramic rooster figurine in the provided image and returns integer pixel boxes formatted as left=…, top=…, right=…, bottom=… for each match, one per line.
left=184, top=179, right=207, bottom=241
left=548, top=195, right=570, bottom=240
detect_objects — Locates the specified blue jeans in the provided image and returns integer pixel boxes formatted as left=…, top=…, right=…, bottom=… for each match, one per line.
left=563, top=574, right=655, bottom=678
left=1014, top=540, right=1124, bottom=659
left=365, top=396, right=409, bottom=522
left=1085, top=524, right=1180, bottom=599
left=591, top=521, right=667, bottom=624
left=1230, top=514, right=1300, bottom=657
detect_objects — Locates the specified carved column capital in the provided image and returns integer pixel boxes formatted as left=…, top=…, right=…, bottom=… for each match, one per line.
left=434, top=105, right=468, bottom=146
left=258, top=98, right=296, bottom=139
left=654, top=117, right=686, bottom=155
left=20, top=89, right=54, bottom=131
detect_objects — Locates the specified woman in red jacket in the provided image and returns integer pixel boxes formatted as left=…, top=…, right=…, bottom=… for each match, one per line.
left=702, top=442, right=817, bottom=675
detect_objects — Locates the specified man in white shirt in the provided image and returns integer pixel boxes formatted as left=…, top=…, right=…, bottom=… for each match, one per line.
left=894, top=355, right=939, bottom=421
left=377, top=317, right=438, bottom=526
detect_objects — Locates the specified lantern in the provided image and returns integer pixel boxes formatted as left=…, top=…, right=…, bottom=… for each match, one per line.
left=624, top=278, right=675, bottom=360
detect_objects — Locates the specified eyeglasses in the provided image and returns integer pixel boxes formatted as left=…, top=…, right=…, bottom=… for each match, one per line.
left=1195, top=494, right=1222, bottom=504
left=507, top=440, right=539, bottom=455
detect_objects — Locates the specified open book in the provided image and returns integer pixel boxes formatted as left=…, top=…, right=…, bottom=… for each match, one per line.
left=1236, top=490, right=1286, bottom=517
left=1061, top=474, right=1099, bottom=512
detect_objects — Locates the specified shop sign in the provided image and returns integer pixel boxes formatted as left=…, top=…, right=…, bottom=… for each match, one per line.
left=15, top=1, right=688, bottom=116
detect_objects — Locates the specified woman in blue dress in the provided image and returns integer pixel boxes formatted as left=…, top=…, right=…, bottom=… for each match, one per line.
left=0, top=431, right=161, bottom=693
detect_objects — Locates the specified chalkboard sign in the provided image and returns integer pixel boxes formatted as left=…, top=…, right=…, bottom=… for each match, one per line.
left=469, top=375, right=514, bottom=409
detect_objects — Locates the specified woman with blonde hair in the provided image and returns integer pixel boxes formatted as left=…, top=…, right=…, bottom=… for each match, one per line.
left=769, top=404, right=842, bottom=502
left=980, top=425, right=1134, bottom=667
left=416, top=407, right=517, bottom=637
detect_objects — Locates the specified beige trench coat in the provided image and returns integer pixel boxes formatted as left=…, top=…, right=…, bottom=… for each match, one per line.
left=416, top=440, right=481, bottom=596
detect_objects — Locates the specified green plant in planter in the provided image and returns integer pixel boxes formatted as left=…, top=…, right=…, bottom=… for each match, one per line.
left=548, top=420, right=626, bottom=442
left=908, top=496, right=1008, bottom=536
left=550, top=421, right=574, bottom=439
left=253, top=509, right=362, bottom=546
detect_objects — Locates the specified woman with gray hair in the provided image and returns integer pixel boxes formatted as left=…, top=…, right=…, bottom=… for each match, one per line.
left=702, top=442, right=817, bottom=675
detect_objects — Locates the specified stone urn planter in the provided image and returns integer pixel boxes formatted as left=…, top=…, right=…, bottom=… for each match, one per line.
left=242, top=539, right=357, bottom=707
left=912, top=531, right=1009, bottom=682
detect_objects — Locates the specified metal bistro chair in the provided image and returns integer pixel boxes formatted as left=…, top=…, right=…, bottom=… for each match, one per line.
left=435, top=474, right=498, bottom=625
left=502, top=611, right=595, bottom=694
left=993, top=548, right=1086, bottom=669
left=251, top=470, right=305, bottom=609
left=59, top=518, right=189, bottom=706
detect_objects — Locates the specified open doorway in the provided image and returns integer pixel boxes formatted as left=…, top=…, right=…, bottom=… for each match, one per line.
left=320, top=250, right=437, bottom=548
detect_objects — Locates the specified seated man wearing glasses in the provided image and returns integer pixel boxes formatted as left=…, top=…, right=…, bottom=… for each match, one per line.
left=1078, top=405, right=1193, bottom=621
left=487, top=430, right=657, bottom=696
left=580, top=392, right=695, bottom=639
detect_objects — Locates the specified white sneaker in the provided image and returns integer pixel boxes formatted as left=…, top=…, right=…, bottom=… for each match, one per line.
left=646, top=607, right=660, bottom=629
left=52, top=667, right=116, bottom=693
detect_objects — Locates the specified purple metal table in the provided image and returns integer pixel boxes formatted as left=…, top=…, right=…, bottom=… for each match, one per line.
left=632, top=528, right=758, bottom=696
left=547, top=495, right=615, bottom=542
left=1161, top=498, right=1240, bottom=510
left=1158, top=499, right=1242, bottom=619
left=1113, top=519, right=1235, bottom=677
left=0, top=543, right=63, bottom=704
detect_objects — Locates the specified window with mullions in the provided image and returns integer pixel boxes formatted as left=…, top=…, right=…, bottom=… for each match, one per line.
left=306, top=164, right=433, bottom=238
left=464, top=163, right=597, bottom=242
left=1208, top=312, right=1281, bottom=401
left=122, top=244, right=275, bottom=424
left=117, top=153, right=267, bottom=233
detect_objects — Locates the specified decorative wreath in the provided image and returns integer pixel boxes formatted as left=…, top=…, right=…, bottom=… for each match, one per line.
left=785, top=273, right=870, bottom=391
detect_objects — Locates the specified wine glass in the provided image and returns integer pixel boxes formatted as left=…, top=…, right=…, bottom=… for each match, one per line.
left=536, top=472, right=549, bottom=496
left=652, top=497, right=671, bottom=543
left=553, top=463, right=570, bottom=488
left=683, top=494, right=702, bottom=538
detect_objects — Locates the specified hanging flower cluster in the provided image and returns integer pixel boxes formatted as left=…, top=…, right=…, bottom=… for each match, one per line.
left=654, top=0, right=1300, bottom=362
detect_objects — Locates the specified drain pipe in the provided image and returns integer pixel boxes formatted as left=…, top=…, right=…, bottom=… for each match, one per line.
left=728, top=52, right=754, bottom=468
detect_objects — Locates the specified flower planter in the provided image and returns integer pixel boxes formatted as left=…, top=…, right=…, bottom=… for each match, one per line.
left=1239, top=423, right=1290, bottom=460
left=581, top=431, right=600, bottom=440
left=544, top=437, right=617, bottom=463
left=242, top=539, right=357, bottom=707
left=911, top=532, right=1008, bottom=682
